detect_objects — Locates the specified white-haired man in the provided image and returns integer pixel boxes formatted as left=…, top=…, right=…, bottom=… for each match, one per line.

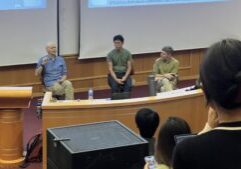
left=35, top=42, right=74, bottom=100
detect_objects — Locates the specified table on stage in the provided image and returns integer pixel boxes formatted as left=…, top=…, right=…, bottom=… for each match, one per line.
left=41, top=87, right=207, bottom=169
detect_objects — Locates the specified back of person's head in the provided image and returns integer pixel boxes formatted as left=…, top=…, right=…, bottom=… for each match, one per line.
left=200, top=39, right=241, bottom=109
left=156, top=117, right=191, bottom=166
left=135, top=108, right=160, bottom=138
left=113, top=34, right=124, bottom=42
left=162, top=46, right=174, bottom=55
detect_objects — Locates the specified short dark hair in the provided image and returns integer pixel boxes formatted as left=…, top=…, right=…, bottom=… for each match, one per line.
left=113, top=35, right=124, bottom=42
left=135, top=108, right=160, bottom=138
left=162, top=46, right=174, bottom=55
left=156, top=117, right=191, bottom=166
left=200, top=39, right=241, bottom=109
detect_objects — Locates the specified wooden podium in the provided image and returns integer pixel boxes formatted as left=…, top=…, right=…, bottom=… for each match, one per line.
left=0, top=87, right=32, bottom=168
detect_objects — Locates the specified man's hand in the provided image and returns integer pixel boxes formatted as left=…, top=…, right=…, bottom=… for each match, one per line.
left=116, top=78, right=124, bottom=84
left=155, top=74, right=164, bottom=81
left=35, top=57, right=48, bottom=76
left=121, top=76, right=127, bottom=82
left=164, top=73, right=175, bottom=80
left=57, top=79, right=64, bottom=84
left=42, top=57, right=48, bottom=66
left=57, top=75, right=67, bottom=84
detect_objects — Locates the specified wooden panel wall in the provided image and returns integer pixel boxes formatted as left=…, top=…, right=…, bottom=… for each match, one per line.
left=0, top=49, right=205, bottom=96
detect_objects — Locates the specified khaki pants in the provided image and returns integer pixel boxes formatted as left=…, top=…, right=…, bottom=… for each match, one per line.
left=46, top=80, right=74, bottom=100
left=157, top=77, right=177, bottom=92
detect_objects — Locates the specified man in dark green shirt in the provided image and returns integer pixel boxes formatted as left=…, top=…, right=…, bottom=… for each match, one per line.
left=107, top=35, right=132, bottom=93
left=153, top=46, right=179, bottom=92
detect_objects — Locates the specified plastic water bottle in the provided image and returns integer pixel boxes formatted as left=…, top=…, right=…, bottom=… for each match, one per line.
left=88, top=88, right=94, bottom=100
left=144, top=156, right=157, bottom=169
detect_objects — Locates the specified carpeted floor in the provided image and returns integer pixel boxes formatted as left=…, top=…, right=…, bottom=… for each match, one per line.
left=14, top=80, right=195, bottom=169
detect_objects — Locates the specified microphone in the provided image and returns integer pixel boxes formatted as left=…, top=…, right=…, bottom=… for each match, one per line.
left=185, top=79, right=202, bottom=91
left=42, top=57, right=49, bottom=65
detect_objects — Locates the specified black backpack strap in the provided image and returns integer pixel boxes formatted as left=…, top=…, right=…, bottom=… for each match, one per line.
left=19, top=133, right=42, bottom=168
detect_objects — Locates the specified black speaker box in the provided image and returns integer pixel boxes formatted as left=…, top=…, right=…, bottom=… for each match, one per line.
left=47, top=121, right=148, bottom=169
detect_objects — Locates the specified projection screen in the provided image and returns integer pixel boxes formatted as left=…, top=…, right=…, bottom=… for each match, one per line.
left=0, top=0, right=57, bottom=66
left=79, top=0, right=241, bottom=59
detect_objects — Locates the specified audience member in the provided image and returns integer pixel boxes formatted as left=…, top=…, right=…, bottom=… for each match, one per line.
left=107, top=35, right=133, bottom=93
left=145, top=117, right=191, bottom=169
left=153, top=46, right=179, bottom=92
left=35, top=42, right=74, bottom=100
left=173, top=39, right=241, bottom=169
left=135, top=108, right=160, bottom=155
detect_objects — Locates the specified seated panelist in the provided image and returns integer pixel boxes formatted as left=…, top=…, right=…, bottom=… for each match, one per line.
left=153, top=46, right=179, bottom=92
left=107, top=35, right=132, bottom=93
left=35, top=42, right=74, bottom=100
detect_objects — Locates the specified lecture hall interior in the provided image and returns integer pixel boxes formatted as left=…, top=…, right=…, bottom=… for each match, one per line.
left=0, top=0, right=241, bottom=169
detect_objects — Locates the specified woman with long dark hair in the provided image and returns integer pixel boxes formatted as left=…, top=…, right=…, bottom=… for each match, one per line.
left=145, top=117, right=191, bottom=169
left=173, top=39, right=241, bottom=169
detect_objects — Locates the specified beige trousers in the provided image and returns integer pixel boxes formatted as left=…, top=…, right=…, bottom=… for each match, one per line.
left=46, top=80, right=74, bottom=100
left=157, top=77, right=177, bottom=92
